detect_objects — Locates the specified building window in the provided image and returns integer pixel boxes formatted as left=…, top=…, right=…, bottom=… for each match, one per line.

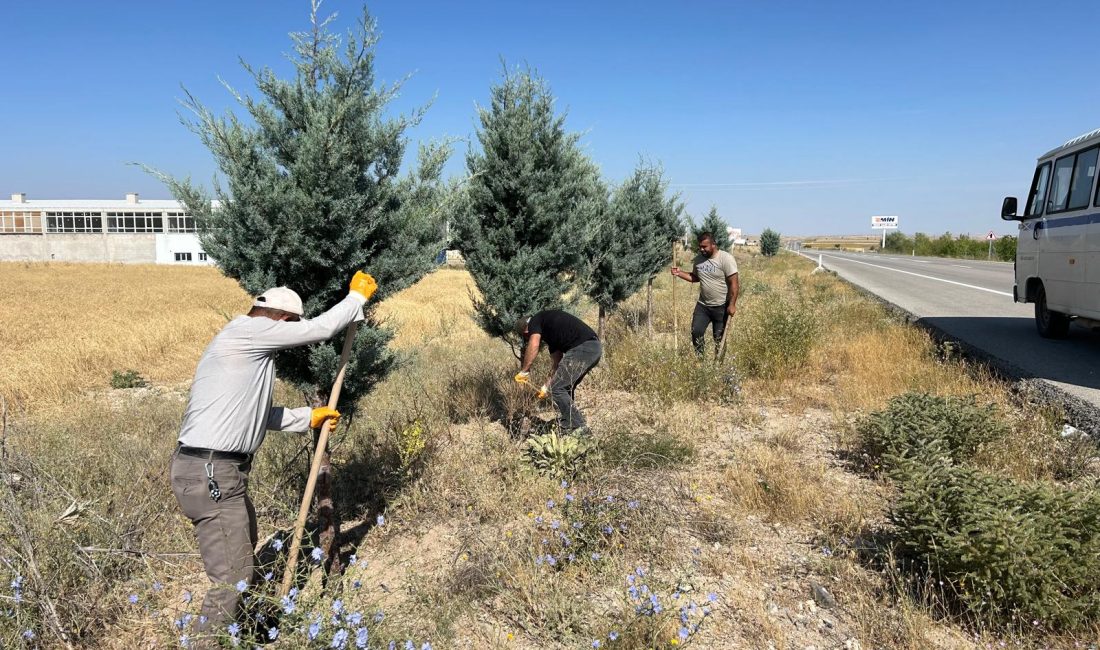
left=198, top=252, right=208, bottom=261
left=0, top=211, right=44, bottom=234
left=174, top=252, right=193, bottom=262
left=46, top=211, right=102, bottom=233
left=166, top=212, right=196, bottom=233
left=107, top=211, right=163, bottom=233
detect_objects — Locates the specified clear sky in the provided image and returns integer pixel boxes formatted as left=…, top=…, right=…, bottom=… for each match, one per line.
left=4, top=0, right=1099, bottom=236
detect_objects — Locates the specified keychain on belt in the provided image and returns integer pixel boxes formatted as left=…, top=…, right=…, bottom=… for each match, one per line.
left=205, top=462, right=222, bottom=502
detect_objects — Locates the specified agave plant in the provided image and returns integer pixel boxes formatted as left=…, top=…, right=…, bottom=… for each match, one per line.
left=523, top=432, right=590, bottom=477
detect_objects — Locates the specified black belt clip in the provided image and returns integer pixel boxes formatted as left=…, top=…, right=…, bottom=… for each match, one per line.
left=205, top=462, right=222, bottom=502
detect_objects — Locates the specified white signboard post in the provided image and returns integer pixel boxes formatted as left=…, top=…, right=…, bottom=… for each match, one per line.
left=871, top=215, right=899, bottom=249
left=987, top=230, right=997, bottom=259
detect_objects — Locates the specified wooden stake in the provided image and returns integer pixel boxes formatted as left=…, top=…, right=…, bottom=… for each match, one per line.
left=279, top=322, right=358, bottom=597
left=672, top=241, right=679, bottom=353
left=717, top=318, right=731, bottom=362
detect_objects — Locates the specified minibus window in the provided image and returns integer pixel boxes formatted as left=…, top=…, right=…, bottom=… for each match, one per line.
left=1026, top=163, right=1051, bottom=216
left=1067, top=146, right=1099, bottom=211
left=1049, top=154, right=1075, bottom=212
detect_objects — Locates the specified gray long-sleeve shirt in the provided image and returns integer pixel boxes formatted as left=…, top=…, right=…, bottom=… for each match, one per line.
left=177, top=294, right=365, bottom=454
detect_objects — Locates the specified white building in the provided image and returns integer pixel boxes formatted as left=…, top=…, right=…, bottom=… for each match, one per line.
left=0, top=193, right=211, bottom=264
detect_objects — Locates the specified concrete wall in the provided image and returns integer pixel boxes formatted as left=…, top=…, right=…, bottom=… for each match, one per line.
left=0, top=233, right=204, bottom=264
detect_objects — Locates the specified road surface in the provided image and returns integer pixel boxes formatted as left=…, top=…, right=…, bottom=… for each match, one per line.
left=799, top=250, right=1100, bottom=426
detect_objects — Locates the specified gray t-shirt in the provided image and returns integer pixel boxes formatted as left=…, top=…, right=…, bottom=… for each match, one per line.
left=177, top=293, right=365, bottom=454
left=693, top=250, right=738, bottom=306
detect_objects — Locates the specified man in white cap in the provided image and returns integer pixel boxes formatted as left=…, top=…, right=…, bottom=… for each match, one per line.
left=170, top=271, right=377, bottom=638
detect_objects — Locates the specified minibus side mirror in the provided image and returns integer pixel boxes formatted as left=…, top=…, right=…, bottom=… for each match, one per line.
left=1001, top=196, right=1020, bottom=220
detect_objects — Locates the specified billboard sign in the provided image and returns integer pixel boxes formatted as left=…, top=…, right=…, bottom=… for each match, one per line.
left=871, top=215, right=899, bottom=230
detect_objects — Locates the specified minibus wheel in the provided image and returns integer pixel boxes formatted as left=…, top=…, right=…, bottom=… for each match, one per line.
left=1035, top=283, right=1070, bottom=339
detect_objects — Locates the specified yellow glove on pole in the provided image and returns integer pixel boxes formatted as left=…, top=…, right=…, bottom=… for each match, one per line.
left=280, top=322, right=358, bottom=597
left=309, top=407, right=341, bottom=430
left=514, top=371, right=531, bottom=385
left=537, top=385, right=549, bottom=400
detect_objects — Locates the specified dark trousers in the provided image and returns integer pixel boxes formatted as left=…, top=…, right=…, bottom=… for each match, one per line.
left=691, top=302, right=729, bottom=355
left=170, top=451, right=257, bottom=638
left=551, top=340, right=602, bottom=431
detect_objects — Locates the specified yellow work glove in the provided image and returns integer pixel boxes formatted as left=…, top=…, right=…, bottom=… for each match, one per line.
left=537, top=385, right=549, bottom=400
left=514, top=371, right=531, bottom=385
left=310, top=406, right=341, bottom=430
left=349, top=271, right=378, bottom=301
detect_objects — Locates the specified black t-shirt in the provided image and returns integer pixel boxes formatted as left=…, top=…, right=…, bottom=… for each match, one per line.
left=527, top=310, right=598, bottom=353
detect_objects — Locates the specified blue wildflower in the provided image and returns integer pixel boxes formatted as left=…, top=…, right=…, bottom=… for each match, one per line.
left=272, top=538, right=284, bottom=551
left=592, top=641, right=601, bottom=648
left=235, top=580, right=248, bottom=592
left=535, top=556, right=544, bottom=566
left=22, top=630, right=34, bottom=641
left=546, top=499, right=555, bottom=509
left=332, top=599, right=344, bottom=614
left=568, top=553, right=576, bottom=562
left=603, top=525, right=614, bottom=534
left=311, top=547, right=325, bottom=562
left=534, top=516, right=544, bottom=524
left=679, top=627, right=690, bottom=640
left=561, top=479, right=569, bottom=488
left=332, top=628, right=349, bottom=648
left=128, top=594, right=139, bottom=605
left=565, top=494, right=574, bottom=502
left=635, top=566, right=646, bottom=577
left=182, top=590, right=192, bottom=603
left=609, top=631, right=619, bottom=641
left=289, top=586, right=300, bottom=599
left=268, top=627, right=279, bottom=640
left=551, top=520, right=560, bottom=530
left=376, top=514, right=385, bottom=526
left=405, top=642, right=415, bottom=650
left=355, top=627, right=369, bottom=648
left=308, top=622, right=322, bottom=640
left=179, top=634, right=190, bottom=647
left=605, top=495, right=614, bottom=503
left=374, top=611, right=385, bottom=623
left=152, top=581, right=163, bottom=592
left=707, top=592, right=718, bottom=602
left=281, top=596, right=296, bottom=614
left=421, top=644, right=432, bottom=650
left=573, top=521, right=582, bottom=529
left=353, top=579, right=362, bottom=589
left=546, top=555, right=557, bottom=566
left=228, top=623, right=240, bottom=636
left=349, top=554, right=357, bottom=565
left=591, top=553, right=601, bottom=561
left=627, top=500, right=639, bottom=509
left=348, top=612, right=363, bottom=626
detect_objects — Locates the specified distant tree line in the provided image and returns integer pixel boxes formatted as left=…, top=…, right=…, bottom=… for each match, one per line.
left=883, top=231, right=1017, bottom=262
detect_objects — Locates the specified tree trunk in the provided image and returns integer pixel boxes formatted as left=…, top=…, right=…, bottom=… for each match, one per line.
left=646, top=278, right=654, bottom=338
left=598, top=304, right=606, bottom=341
left=311, top=396, right=341, bottom=576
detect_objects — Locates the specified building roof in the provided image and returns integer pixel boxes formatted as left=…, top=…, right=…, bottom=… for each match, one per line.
left=0, top=198, right=185, bottom=211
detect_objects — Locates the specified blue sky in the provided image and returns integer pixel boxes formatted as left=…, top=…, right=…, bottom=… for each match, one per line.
left=3, top=0, right=1100, bottom=236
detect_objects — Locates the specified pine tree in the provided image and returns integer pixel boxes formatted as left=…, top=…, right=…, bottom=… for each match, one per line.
left=760, top=228, right=781, bottom=256
left=454, top=65, right=604, bottom=347
left=692, top=206, right=731, bottom=249
left=152, top=4, right=452, bottom=567
left=585, top=163, right=683, bottom=338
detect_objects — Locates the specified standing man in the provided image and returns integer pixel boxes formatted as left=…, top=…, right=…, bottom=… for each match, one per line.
left=514, top=310, right=602, bottom=436
left=671, top=232, right=739, bottom=355
left=171, top=271, right=378, bottom=640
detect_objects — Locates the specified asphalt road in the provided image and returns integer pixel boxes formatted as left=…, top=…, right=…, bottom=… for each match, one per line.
left=799, top=250, right=1100, bottom=422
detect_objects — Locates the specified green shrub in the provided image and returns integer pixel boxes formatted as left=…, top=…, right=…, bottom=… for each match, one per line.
left=857, top=392, right=1008, bottom=469
left=731, top=295, right=818, bottom=379
left=109, top=369, right=147, bottom=389
left=887, top=441, right=1100, bottom=629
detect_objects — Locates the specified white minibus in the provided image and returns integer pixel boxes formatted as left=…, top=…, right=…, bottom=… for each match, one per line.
left=1002, top=127, right=1100, bottom=338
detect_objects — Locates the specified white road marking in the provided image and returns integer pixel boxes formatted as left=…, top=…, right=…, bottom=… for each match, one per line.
left=953, top=264, right=973, bottom=269
left=806, top=253, right=1013, bottom=297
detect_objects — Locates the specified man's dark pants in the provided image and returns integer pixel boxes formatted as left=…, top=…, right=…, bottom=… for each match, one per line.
left=170, top=450, right=257, bottom=636
left=550, top=339, right=602, bottom=431
left=691, top=302, right=729, bottom=355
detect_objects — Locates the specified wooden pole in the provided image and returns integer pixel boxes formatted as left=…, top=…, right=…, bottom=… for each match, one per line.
left=672, top=241, right=679, bottom=353
left=646, top=278, right=654, bottom=338
left=279, top=322, right=358, bottom=597
left=717, top=319, right=731, bottom=362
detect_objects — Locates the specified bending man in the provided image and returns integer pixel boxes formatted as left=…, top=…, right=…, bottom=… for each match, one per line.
left=671, top=232, right=739, bottom=355
left=171, top=272, right=377, bottom=640
left=514, top=310, right=602, bottom=436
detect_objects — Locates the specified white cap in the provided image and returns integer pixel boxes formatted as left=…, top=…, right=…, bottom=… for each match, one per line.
left=252, top=287, right=304, bottom=316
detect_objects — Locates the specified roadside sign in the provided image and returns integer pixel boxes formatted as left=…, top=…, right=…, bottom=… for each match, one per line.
left=987, top=231, right=996, bottom=240
left=871, top=215, right=899, bottom=229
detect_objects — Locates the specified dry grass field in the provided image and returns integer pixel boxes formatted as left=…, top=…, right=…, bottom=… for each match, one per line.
left=0, top=256, right=1094, bottom=649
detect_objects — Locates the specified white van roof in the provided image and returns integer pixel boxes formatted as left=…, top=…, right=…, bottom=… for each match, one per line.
left=1040, top=127, right=1100, bottom=161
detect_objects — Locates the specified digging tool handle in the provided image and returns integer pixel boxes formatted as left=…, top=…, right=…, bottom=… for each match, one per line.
left=279, top=322, right=358, bottom=596
left=672, top=241, right=679, bottom=353
left=717, top=317, right=731, bottom=362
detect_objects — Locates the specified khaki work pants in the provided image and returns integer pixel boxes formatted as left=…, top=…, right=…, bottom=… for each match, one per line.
left=170, top=450, right=257, bottom=638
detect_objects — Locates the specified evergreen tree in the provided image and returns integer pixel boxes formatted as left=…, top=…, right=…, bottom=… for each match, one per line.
left=584, top=163, right=683, bottom=337
left=152, top=5, right=451, bottom=566
left=760, top=228, right=781, bottom=256
left=692, top=206, right=731, bottom=249
left=454, top=65, right=604, bottom=346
